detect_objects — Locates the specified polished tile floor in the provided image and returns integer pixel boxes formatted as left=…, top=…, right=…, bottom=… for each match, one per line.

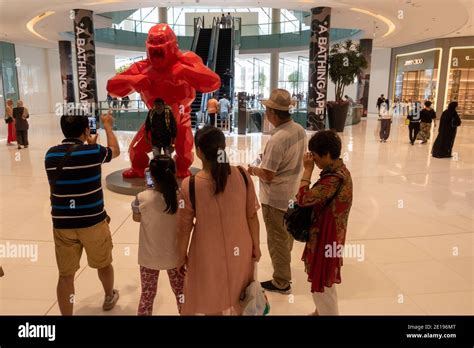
left=0, top=114, right=472, bottom=315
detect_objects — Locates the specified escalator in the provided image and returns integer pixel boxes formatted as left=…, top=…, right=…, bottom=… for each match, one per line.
left=190, top=28, right=212, bottom=128
left=213, top=27, right=234, bottom=128
left=214, top=28, right=233, bottom=100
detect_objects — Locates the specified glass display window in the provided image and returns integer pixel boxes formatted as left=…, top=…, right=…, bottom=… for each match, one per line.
left=393, top=48, right=441, bottom=106
left=445, top=47, right=474, bottom=119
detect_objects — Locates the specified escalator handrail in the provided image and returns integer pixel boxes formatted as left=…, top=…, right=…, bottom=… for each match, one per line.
left=229, top=18, right=236, bottom=106
left=200, top=17, right=220, bottom=116
left=190, top=26, right=201, bottom=52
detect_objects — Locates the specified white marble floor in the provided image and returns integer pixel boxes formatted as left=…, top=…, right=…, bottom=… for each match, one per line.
left=0, top=114, right=472, bottom=315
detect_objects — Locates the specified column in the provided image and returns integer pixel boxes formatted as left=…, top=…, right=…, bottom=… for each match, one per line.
left=58, top=41, right=75, bottom=103
left=307, top=7, right=331, bottom=130
left=269, top=8, right=280, bottom=92
left=73, top=9, right=98, bottom=117
left=159, top=7, right=168, bottom=24
left=356, top=38, right=373, bottom=117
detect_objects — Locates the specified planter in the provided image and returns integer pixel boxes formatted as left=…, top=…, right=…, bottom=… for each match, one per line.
left=327, top=102, right=350, bottom=132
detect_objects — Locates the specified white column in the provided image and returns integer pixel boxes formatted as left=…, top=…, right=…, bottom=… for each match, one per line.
left=270, top=8, right=280, bottom=92
left=158, top=7, right=168, bottom=24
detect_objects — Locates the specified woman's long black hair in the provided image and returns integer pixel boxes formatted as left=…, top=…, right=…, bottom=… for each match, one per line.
left=149, top=155, right=179, bottom=214
left=195, top=126, right=231, bottom=195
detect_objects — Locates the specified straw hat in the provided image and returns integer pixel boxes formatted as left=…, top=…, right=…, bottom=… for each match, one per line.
left=261, top=89, right=292, bottom=111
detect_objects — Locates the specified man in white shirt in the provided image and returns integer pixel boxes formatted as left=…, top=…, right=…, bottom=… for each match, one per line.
left=248, top=89, right=306, bottom=294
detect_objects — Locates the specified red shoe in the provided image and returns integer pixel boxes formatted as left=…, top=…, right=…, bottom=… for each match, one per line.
left=122, top=168, right=145, bottom=178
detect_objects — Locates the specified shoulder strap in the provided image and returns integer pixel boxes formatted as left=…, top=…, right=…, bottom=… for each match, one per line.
left=189, top=175, right=196, bottom=211
left=51, top=144, right=80, bottom=185
left=237, top=166, right=248, bottom=188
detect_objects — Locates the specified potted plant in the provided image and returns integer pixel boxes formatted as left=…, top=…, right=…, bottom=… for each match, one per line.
left=327, top=40, right=367, bottom=132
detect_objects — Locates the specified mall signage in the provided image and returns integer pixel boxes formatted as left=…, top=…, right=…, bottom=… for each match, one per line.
left=73, top=9, right=98, bottom=117
left=404, top=58, right=424, bottom=66
left=307, top=7, right=331, bottom=130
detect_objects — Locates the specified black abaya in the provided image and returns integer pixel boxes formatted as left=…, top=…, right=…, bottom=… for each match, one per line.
left=432, top=108, right=461, bottom=158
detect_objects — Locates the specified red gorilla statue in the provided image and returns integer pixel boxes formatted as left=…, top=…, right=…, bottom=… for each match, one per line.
left=107, top=24, right=220, bottom=178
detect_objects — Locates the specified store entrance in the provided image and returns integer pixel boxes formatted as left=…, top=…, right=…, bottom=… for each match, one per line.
left=396, top=69, right=437, bottom=103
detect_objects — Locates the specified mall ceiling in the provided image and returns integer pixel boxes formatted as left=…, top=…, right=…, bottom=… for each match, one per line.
left=0, top=0, right=473, bottom=50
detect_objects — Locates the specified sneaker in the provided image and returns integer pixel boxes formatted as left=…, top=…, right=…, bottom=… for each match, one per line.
left=102, top=289, right=119, bottom=311
left=421, top=140, right=427, bottom=144
left=260, top=280, right=291, bottom=294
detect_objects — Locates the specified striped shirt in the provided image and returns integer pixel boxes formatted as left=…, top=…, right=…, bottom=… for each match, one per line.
left=259, top=120, right=306, bottom=211
left=45, top=138, right=113, bottom=229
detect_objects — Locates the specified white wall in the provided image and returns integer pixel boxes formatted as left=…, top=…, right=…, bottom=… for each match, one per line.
left=367, top=47, right=391, bottom=115
left=46, top=48, right=63, bottom=113
left=95, top=54, right=116, bottom=102
left=15, top=45, right=55, bottom=115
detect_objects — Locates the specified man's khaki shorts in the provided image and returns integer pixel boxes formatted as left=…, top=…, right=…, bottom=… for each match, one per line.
left=53, top=220, right=113, bottom=277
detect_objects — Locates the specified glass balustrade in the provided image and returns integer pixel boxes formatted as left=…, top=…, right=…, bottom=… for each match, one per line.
left=113, top=17, right=311, bottom=37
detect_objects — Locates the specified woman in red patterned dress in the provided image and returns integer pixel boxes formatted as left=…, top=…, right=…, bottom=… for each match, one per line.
left=5, top=99, right=16, bottom=145
left=296, top=130, right=353, bottom=315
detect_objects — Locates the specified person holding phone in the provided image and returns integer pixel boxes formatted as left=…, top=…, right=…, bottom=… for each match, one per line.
left=131, top=156, right=185, bottom=315
left=45, top=111, right=120, bottom=316
left=145, top=98, right=177, bottom=158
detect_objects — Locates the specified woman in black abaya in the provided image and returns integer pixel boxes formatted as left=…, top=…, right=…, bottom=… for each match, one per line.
left=432, top=102, right=461, bottom=158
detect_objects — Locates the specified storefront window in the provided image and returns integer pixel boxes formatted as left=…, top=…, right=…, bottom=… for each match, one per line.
left=446, top=47, right=474, bottom=119
left=393, top=49, right=440, bottom=104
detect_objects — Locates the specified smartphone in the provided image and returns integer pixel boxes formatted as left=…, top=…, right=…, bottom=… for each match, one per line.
left=145, top=169, right=154, bottom=188
left=88, top=116, right=97, bottom=135
left=251, top=154, right=262, bottom=167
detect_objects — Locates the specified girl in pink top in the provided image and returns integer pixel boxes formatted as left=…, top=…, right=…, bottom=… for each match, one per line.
left=177, top=126, right=261, bottom=315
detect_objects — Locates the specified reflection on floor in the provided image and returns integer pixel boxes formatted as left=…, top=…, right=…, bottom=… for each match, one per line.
left=0, top=114, right=472, bottom=315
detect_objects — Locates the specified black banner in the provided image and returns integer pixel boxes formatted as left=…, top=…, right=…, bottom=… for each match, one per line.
left=307, top=7, right=331, bottom=131
left=58, top=40, right=75, bottom=103
left=356, top=38, right=372, bottom=117
left=73, top=9, right=98, bottom=117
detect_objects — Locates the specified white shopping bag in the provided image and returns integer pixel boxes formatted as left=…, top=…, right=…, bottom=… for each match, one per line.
left=240, top=263, right=270, bottom=316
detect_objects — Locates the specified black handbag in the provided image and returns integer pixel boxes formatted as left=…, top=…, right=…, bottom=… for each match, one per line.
left=284, top=176, right=343, bottom=243
left=4, top=116, right=12, bottom=124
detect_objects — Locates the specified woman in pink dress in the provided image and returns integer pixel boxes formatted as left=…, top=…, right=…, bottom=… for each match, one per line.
left=5, top=99, right=16, bottom=145
left=177, top=126, right=261, bottom=315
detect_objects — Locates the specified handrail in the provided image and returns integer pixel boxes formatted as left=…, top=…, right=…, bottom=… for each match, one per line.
left=190, top=18, right=202, bottom=52
left=229, top=17, right=236, bottom=105
left=200, top=17, right=220, bottom=115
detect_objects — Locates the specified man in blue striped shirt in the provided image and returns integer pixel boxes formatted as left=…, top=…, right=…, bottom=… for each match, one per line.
left=45, top=112, right=120, bottom=315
